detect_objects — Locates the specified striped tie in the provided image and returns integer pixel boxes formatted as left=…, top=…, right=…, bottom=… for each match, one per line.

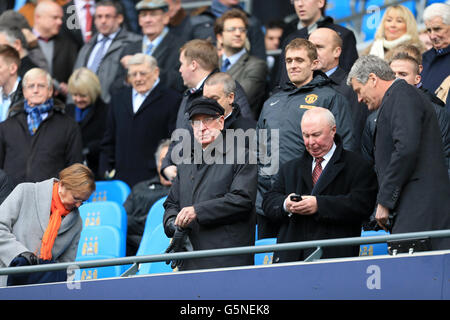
left=312, top=157, right=324, bottom=185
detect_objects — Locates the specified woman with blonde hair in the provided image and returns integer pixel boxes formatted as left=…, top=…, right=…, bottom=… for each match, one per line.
left=67, top=68, right=108, bottom=178
left=363, top=5, right=424, bottom=60
left=0, top=163, right=95, bottom=286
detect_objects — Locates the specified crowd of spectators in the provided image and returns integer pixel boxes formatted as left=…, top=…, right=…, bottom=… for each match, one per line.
left=0, top=0, right=448, bottom=274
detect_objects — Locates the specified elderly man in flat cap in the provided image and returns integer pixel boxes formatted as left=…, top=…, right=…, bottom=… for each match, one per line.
left=163, top=97, right=257, bottom=271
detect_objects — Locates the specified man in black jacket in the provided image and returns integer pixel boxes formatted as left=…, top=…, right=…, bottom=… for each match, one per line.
left=262, top=107, right=377, bottom=262
left=276, top=0, right=358, bottom=89
left=0, top=45, right=23, bottom=122
left=163, top=97, right=256, bottom=271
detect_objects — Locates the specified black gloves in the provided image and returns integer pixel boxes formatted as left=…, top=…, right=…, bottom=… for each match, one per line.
left=164, top=226, right=193, bottom=269
left=9, top=251, right=38, bottom=267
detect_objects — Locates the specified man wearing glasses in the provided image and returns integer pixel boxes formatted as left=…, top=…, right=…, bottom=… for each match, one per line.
left=163, top=97, right=256, bottom=271
left=214, top=9, right=267, bottom=119
left=0, top=68, right=83, bottom=186
left=99, top=53, right=181, bottom=188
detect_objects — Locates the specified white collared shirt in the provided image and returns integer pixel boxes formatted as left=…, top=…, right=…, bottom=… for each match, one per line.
left=0, top=78, right=20, bottom=122
left=311, top=142, right=336, bottom=174
left=142, top=27, right=168, bottom=55
left=87, top=29, right=120, bottom=69
left=132, top=78, right=160, bottom=113
left=222, top=48, right=246, bottom=69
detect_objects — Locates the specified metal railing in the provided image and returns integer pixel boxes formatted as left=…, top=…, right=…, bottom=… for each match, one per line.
left=0, top=229, right=449, bottom=279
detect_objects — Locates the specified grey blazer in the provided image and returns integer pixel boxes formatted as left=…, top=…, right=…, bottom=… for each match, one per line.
left=0, top=179, right=82, bottom=286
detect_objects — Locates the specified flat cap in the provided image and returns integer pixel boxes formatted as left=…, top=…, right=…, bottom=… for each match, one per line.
left=135, top=0, right=169, bottom=11
left=188, top=97, right=225, bottom=119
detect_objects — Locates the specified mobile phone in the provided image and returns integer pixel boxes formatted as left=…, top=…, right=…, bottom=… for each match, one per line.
left=290, top=194, right=302, bottom=202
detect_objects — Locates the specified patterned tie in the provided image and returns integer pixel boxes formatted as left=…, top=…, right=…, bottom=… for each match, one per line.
left=89, top=36, right=109, bottom=72
left=145, top=42, right=154, bottom=55
left=221, top=58, right=230, bottom=72
left=85, top=3, right=93, bottom=42
left=312, top=157, right=324, bottom=185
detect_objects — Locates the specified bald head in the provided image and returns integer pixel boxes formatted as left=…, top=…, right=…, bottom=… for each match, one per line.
left=301, top=107, right=336, bottom=158
left=34, top=1, right=63, bottom=38
left=308, top=28, right=343, bottom=72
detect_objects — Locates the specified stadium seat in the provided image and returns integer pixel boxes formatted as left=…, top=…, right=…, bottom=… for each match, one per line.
left=142, top=196, right=167, bottom=237
left=79, top=201, right=127, bottom=237
left=136, top=224, right=172, bottom=275
left=76, top=225, right=126, bottom=259
left=87, top=180, right=131, bottom=205
left=73, top=255, right=125, bottom=281
left=325, top=0, right=353, bottom=20
left=254, top=238, right=277, bottom=265
left=359, top=229, right=389, bottom=256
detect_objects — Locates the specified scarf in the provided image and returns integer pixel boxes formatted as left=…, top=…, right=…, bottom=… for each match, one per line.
left=24, top=98, right=53, bottom=135
left=75, top=105, right=92, bottom=123
left=369, top=34, right=412, bottom=59
left=39, top=182, right=70, bottom=261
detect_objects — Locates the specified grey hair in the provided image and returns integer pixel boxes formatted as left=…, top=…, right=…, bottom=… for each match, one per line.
left=302, top=107, right=336, bottom=128
left=204, top=72, right=236, bottom=96
left=346, top=55, right=395, bottom=86
left=23, top=68, right=52, bottom=88
left=0, top=27, right=27, bottom=50
left=154, top=138, right=171, bottom=165
left=127, top=53, right=158, bottom=69
left=423, top=3, right=450, bottom=25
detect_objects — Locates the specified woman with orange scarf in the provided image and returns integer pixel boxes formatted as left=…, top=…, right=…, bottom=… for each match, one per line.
left=0, top=163, right=95, bottom=286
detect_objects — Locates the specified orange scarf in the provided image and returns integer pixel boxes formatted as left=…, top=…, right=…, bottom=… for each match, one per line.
left=39, top=182, right=70, bottom=260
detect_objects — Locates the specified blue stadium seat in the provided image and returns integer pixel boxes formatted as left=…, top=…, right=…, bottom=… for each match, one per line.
left=142, top=196, right=167, bottom=237
left=14, top=0, right=27, bottom=11
left=76, top=225, right=126, bottom=259
left=359, top=229, right=389, bottom=256
left=325, top=0, right=353, bottom=20
left=87, top=180, right=131, bottom=205
left=74, top=255, right=125, bottom=280
left=79, top=201, right=127, bottom=236
left=254, top=238, right=277, bottom=265
left=136, top=224, right=172, bottom=275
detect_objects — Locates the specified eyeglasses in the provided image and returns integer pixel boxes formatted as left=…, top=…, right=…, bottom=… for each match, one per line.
left=223, top=27, right=247, bottom=33
left=190, top=116, right=219, bottom=128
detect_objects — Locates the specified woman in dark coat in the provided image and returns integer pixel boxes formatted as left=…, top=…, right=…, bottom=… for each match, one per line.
left=67, top=68, right=108, bottom=179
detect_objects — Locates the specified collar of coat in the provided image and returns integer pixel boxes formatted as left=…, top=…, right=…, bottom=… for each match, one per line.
left=8, top=98, right=66, bottom=118
left=282, top=70, right=331, bottom=92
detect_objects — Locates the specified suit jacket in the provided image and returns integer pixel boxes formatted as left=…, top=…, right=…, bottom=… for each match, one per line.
left=99, top=83, right=181, bottom=187
left=374, top=79, right=450, bottom=249
left=221, top=52, right=268, bottom=118
left=0, top=178, right=83, bottom=286
left=262, top=135, right=378, bottom=263
left=112, top=32, right=185, bottom=94
left=73, top=28, right=142, bottom=103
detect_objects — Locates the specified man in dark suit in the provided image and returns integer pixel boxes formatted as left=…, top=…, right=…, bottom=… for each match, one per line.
left=214, top=8, right=267, bottom=119
left=276, top=0, right=358, bottom=89
left=72, top=0, right=141, bottom=104
left=99, top=53, right=181, bottom=188
left=309, top=27, right=369, bottom=151
left=348, top=55, right=450, bottom=250
left=262, top=107, right=377, bottom=262
left=32, top=1, right=79, bottom=98
left=114, top=0, right=185, bottom=93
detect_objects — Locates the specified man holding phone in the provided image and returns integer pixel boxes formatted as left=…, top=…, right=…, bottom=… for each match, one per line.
left=262, top=107, right=378, bottom=263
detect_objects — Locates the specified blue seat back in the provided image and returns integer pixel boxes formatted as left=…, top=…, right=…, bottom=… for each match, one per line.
left=325, top=0, right=352, bottom=20
left=74, top=255, right=125, bottom=281
left=136, top=224, right=172, bottom=274
left=142, top=196, right=167, bottom=236
left=79, top=201, right=127, bottom=235
left=88, top=180, right=131, bottom=205
left=254, top=238, right=277, bottom=265
left=359, top=229, right=389, bottom=256
left=76, top=225, right=126, bottom=259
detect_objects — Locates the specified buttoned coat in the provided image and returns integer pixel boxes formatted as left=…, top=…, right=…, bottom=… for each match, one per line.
left=262, top=136, right=378, bottom=262
left=163, top=140, right=257, bottom=271
left=374, top=80, right=450, bottom=249
left=0, top=178, right=83, bottom=286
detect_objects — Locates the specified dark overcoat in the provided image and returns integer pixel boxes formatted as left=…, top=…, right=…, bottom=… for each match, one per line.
left=262, top=136, right=378, bottom=262
left=374, top=79, right=450, bottom=249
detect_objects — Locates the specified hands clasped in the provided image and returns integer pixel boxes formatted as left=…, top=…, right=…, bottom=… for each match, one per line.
left=285, top=193, right=318, bottom=215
